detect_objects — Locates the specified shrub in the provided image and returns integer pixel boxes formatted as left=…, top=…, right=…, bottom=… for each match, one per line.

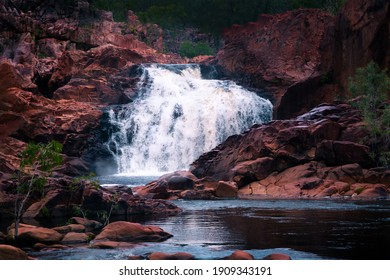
left=348, top=61, right=390, bottom=167
left=13, top=140, right=63, bottom=241
left=179, top=40, right=214, bottom=58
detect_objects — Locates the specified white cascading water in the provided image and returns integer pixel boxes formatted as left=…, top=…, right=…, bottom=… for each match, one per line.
left=106, top=64, right=272, bottom=174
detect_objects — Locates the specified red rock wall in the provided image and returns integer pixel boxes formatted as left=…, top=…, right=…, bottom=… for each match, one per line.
left=333, top=0, right=390, bottom=90
left=216, top=9, right=335, bottom=119
left=215, top=0, right=390, bottom=119
left=0, top=1, right=185, bottom=178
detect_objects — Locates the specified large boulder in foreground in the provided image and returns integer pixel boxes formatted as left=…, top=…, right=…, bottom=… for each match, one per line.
left=147, top=252, right=195, bottom=260
left=0, top=245, right=30, bottom=260
left=7, top=223, right=63, bottom=246
left=94, top=221, right=172, bottom=242
left=263, top=253, right=292, bottom=260
left=223, top=250, right=255, bottom=260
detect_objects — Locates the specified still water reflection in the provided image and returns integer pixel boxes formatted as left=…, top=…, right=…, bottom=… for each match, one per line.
left=30, top=199, right=390, bottom=260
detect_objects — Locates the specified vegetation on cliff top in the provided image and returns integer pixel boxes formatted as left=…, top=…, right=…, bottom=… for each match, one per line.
left=90, top=0, right=345, bottom=57
left=91, top=0, right=346, bottom=32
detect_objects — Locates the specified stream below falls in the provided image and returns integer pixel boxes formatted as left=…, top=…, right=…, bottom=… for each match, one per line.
left=28, top=176, right=390, bottom=260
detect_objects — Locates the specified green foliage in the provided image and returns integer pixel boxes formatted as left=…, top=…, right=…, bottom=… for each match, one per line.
left=354, top=186, right=365, bottom=195
left=72, top=205, right=90, bottom=219
left=348, top=61, right=390, bottom=168
left=13, top=140, right=63, bottom=241
left=179, top=40, right=215, bottom=58
left=139, top=4, right=187, bottom=28
left=324, top=0, right=346, bottom=14
left=41, top=206, right=50, bottom=218
left=20, top=141, right=63, bottom=174
left=70, top=173, right=100, bottom=190
left=91, top=0, right=346, bottom=34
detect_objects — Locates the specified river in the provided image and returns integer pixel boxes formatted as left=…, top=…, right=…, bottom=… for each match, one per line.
left=29, top=197, right=390, bottom=260
left=27, top=175, right=390, bottom=260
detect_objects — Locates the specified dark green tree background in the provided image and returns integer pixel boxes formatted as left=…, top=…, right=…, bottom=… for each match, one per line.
left=91, top=0, right=345, bottom=33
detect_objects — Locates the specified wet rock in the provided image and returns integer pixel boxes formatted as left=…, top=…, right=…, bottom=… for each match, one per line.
left=133, top=181, right=170, bottom=199
left=263, top=253, right=292, bottom=260
left=180, top=189, right=216, bottom=200
left=167, top=176, right=195, bottom=190
left=357, top=185, right=389, bottom=198
left=94, top=221, right=173, bottom=242
left=61, top=232, right=93, bottom=244
left=128, top=255, right=145, bottom=260
left=102, top=185, right=133, bottom=196
left=52, top=224, right=86, bottom=234
left=147, top=252, right=195, bottom=260
left=0, top=244, right=30, bottom=260
left=238, top=182, right=268, bottom=196
left=223, top=250, right=255, bottom=260
left=215, top=181, right=238, bottom=198
left=90, top=241, right=136, bottom=249
left=134, top=171, right=199, bottom=199
left=68, top=217, right=103, bottom=233
left=33, top=243, right=69, bottom=252
left=7, top=223, right=63, bottom=246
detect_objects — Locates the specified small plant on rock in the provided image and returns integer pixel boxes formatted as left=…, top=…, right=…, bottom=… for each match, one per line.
left=14, top=140, right=63, bottom=241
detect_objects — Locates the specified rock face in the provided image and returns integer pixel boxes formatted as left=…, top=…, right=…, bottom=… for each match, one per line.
left=216, top=9, right=335, bottom=118
left=333, top=0, right=390, bottom=90
left=0, top=1, right=186, bottom=180
left=189, top=103, right=389, bottom=199
left=214, top=0, right=390, bottom=119
left=218, top=9, right=334, bottom=87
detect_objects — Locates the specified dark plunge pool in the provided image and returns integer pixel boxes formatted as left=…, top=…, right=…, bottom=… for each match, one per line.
left=29, top=198, right=390, bottom=260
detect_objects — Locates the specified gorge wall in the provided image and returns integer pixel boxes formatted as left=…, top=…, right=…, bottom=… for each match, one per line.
left=0, top=0, right=185, bottom=180
left=214, top=0, right=390, bottom=119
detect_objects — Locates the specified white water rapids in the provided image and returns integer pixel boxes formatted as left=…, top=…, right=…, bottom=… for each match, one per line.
left=106, top=64, right=272, bottom=174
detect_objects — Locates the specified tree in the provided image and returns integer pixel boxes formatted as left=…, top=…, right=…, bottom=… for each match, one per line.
left=13, top=140, right=63, bottom=241
left=348, top=61, right=390, bottom=167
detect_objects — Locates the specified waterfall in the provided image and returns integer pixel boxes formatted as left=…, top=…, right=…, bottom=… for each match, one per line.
left=106, top=64, right=272, bottom=174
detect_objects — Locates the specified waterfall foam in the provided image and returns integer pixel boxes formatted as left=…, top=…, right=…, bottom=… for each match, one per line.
left=106, top=64, right=272, bottom=174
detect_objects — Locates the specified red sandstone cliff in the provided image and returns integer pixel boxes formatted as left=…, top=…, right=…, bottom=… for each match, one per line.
left=0, top=1, right=185, bottom=179
left=333, top=0, right=390, bottom=90
left=215, top=0, right=390, bottom=119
